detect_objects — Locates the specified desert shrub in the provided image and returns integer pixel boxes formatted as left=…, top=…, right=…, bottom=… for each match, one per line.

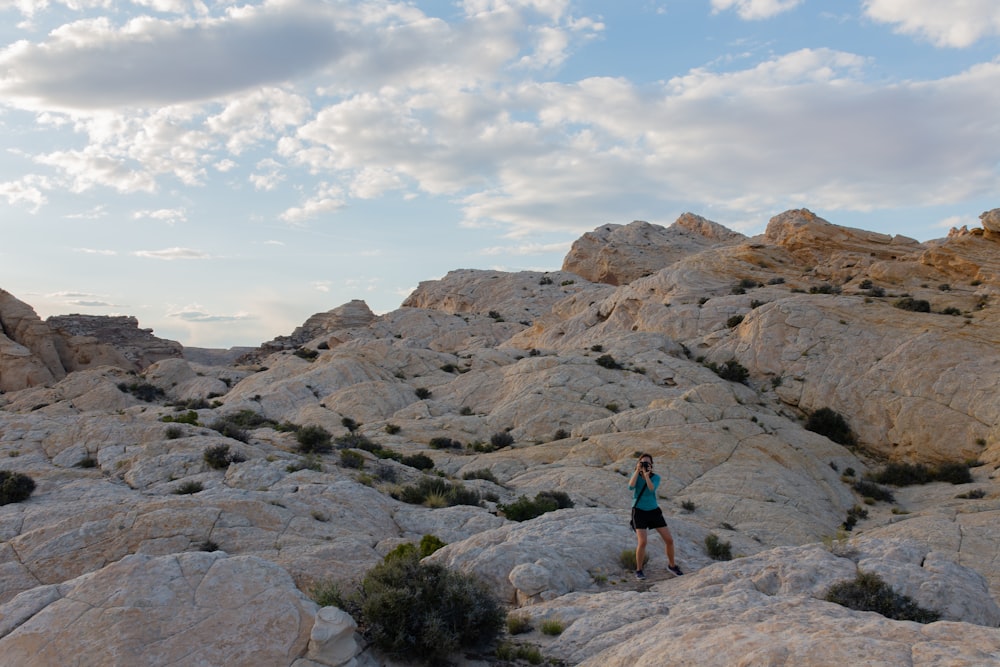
left=208, top=418, right=249, bottom=444
left=506, top=613, right=532, bottom=635
left=227, top=409, right=275, bottom=429
left=680, top=499, right=696, bottom=512
left=395, top=477, right=481, bottom=507
left=619, top=549, right=648, bottom=570
left=340, top=449, right=365, bottom=469
left=76, top=453, right=98, bottom=468
left=809, top=284, right=840, bottom=294
left=705, top=359, right=749, bottom=384
left=595, top=354, right=622, bottom=370
left=462, top=468, right=498, bottom=484
left=934, top=461, right=973, bottom=485
left=286, top=455, right=322, bottom=473
left=401, top=453, right=435, bottom=470
left=535, top=490, right=574, bottom=509
left=292, top=425, right=332, bottom=454
left=726, top=314, right=745, bottom=328
left=459, top=406, right=473, bottom=416
left=841, top=504, right=868, bottom=531
left=767, top=276, right=785, bottom=285
left=419, top=534, right=447, bottom=557
left=804, top=407, right=856, bottom=446
left=956, top=488, right=986, bottom=499
left=414, top=387, right=432, bottom=399
left=852, top=479, right=895, bottom=503
left=340, top=550, right=504, bottom=664
left=162, top=410, right=200, bottom=425
left=293, top=347, right=319, bottom=360
left=335, top=432, right=376, bottom=451
left=341, top=417, right=360, bottom=432
left=490, top=431, right=515, bottom=449
left=173, top=480, right=203, bottom=495
left=384, top=423, right=401, bottom=435
left=118, top=381, right=165, bottom=402
left=894, top=297, right=931, bottom=312
left=203, top=444, right=245, bottom=470
left=540, top=619, right=564, bottom=636
left=498, top=491, right=570, bottom=521
left=824, top=570, right=939, bottom=623
left=868, top=461, right=971, bottom=486
left=429, top=436, right=462, bottom=450
left=939, top=306, right=962, bottom=316
left=705, top=533, right=732, bottom=561
left=739, top=278, right=760, bottom=289
left=553, top=429, right=570, bottom=441
left=0, top=470, right=36, bottom=505
left=539, top=275, right=553, bottom=285
left=858, top=279, right=874, bottom=290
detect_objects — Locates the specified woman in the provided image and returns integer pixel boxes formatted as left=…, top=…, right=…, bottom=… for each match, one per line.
left=628, top=453, right=683, bottom=580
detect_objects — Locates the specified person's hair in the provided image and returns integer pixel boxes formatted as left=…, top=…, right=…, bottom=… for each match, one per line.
left=638, top=453, right=653, bottom=463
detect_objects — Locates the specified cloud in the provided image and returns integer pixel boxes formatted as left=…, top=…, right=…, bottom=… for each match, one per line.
left=65, top=299, right=118, bottom=307
left=863, top=0, right=1000, bottom=48
left=480, top=241, right=571, bottom=256
left=710, top=0, right=803, bottom=20
left=46, top=290, right=108, bottom=299
left=166, top=303, right=254, bottom=322
left=0, top=2, right=352, bottom=109
left=132, top=207, right=187, bottom=224
left=74, top=248, right=117, bottom=255
left=133, top=247, right=210, bottom=260
left=279, top=182, right=344, bottom=223
left=65, top=205, right=108, bottom=219
left=0, top=176, right=48, bottom=212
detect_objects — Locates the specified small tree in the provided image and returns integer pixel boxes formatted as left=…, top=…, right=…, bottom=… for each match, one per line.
left=805, top=407, right=856, bottom=446
left=296, top=425, right=333, bottom=454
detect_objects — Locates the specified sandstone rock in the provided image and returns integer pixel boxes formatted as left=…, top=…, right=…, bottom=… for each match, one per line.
left=0, top=552, right=317, bottom=666
left=981, top=208, right=1000, bottom=234
left=46, top=314, right=182, bottom=368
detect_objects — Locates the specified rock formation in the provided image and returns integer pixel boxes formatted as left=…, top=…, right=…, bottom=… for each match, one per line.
left=2, top=208, right=1000, bottom=666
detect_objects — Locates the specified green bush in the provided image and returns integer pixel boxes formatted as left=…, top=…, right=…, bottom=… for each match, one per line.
left=868, top=461, right=972, bottom=486
left=705, top=533, right=732, bottom=561
left=804, top=407, right=856, bottom=446
left=595, top=354, right=622, bottom=370
left=619, top=549, right=648, bottom=570
left=165, top=425, right=184, bottom=439
left=462, top=468, right=498, bottom=484
left=429, top=436, right=462, bottom=449
left=384, top=423, right=401, bottom=435
left=506, top=613, right=532, bottom=635
left=841, top=504, right=868, bottom=531
left=0, top=470, right=36, bottom=505
left=173, top=480, right=203, bottom=495
left=489, top=431, right=515, bottom=449
left=336, top=432, right=376, bottom=451
left=162, top=410, right=200, bottom=425
left=395, top=477, right=481, bottom=508
left=401, top=453, right=435, bottom=470
left=705, top=359, right=749, bottom=384
left=293, top=347, right=319, bottom=360
left=540, top=619, right=564, bottom=636
left=296, top=425, right=333, bottom=454
left=340, top=550, right=504, bottom=664
left=118, top=381, right=165, bottom=402
left=498, top=491, right=571, bottom=522
left=203, top=444, right=245, bottom=470
left=894, top=297, right=931, bottom=312
left=340, top=449, right=365, bottom=469
left=419, top=534, right=447, bottom=557
left=824, top=570, right=939, bottom=623
left=726, top=314, right=745, bottom=328
left=341, top=417, right=360, bottom=432
left=414, top=387, right=432, bottom=399
left=852, top=479, right=894, bottom=503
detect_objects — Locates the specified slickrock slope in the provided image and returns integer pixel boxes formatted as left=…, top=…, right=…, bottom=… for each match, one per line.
left=2, top=208, right=1000, bottom=666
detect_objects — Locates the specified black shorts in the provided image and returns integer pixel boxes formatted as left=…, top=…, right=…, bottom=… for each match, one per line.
left=632, top=507, right=667, bottom=530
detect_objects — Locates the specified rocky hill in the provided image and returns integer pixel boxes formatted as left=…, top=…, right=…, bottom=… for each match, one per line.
left=2, top=208, right=1000, bottom=666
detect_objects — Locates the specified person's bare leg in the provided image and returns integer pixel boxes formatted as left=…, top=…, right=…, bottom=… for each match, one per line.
left=656, top=526, right=676, bottom=567
left=635, top=529, right=648, bottom=570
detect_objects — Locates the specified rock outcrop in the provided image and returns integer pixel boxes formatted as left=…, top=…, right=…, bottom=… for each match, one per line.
left=3, top=207, right=1000, bottom=666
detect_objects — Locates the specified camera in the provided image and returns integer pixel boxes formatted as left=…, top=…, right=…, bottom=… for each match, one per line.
left=640, top=461, right=651, bottom=471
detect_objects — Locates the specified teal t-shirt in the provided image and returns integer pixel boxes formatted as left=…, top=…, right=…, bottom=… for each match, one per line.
left=630, top=473, right=659, bottom=511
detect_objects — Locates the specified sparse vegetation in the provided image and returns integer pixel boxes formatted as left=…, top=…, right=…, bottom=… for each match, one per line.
left=394, top=476, right=481, bottom=508
left=462, top=468, right=498, bottom=483
left=203, top=444, right=245, bottom=470
left=384, top=423, right=401, bottom=434
left=680, top=499, right=696, bottom=512
left=540, top=618, right=564, bottom=636
left=894, top=297, right=931, bottom=312
left=429, top=436, right=462, bottom=450
left=173, top=480, right=204, bottom=495
left=868, top=461, right=973, bottom=486
left=331, top=548, right=504, bottom=664
left=726, top=314, right=745, bottom=328
left=296, top=425, right=333, bottom=454
left=0, top=470, right=36, bottom=505
left=506, top=613, right=532, bottom=635
left=293, top=347, right=319, bottom=361
left=619, top=549, right=648, bottom=571
left=852, top=479, right=894, bottom=503
left=824, top=570, right=940, bottom=623
left=339, top=449, right=365, bottom=469
left=489, top=431, right=515, bottom=449
left=162, top=410, right=199, bottom=425
left=118, top=381, right=165, bottom=402
left=595, top=354, right=622, bottom=370
left=414, top=387, right=432, bottom=399
left=841, top=504, right=868, bottom=531
left=499, top=491, right=573, bottom=522
left=401, top=453, right=434, bottom=470
left=705, top=359, right=749, bottom=384
left=804, top=407, right=856, bottom=446
left=705, top=533, right=733, bottom=561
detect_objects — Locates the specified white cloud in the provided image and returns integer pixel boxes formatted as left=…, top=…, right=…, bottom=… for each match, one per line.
left=480, top=241, right=571, bottom=255
left=279, top=182, right=344, bottom=223
left=863, top=0, right=1000, bottom=47
left=711, top=0, right=803, bottom=20
left=166, top=303, right=254, bottom=322
left=250, top=158, right=285, bottom=191
left=133, top=247, right=210, bottom=260
left=0, top=176, right=47, bottom=212
left=73, top=247, right=117, bottom=255
left=132, top=207, right=187, bottom=224
left=65, top=205, right=108, bottom=219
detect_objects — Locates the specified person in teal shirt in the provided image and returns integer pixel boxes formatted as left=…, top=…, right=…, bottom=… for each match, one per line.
left=628, top=453, right=683, bottom=580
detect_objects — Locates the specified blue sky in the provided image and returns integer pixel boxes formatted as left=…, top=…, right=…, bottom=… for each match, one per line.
left=1, top=0, right=998, bottom=348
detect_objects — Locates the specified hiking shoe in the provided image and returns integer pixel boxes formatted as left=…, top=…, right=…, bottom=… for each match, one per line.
left=667, top=564, right=684, bottom=576
left=635, top=570, right=646, bottom=580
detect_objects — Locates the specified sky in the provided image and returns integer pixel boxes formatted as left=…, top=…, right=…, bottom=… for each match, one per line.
left=1, top=1, right=999, bottom=349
